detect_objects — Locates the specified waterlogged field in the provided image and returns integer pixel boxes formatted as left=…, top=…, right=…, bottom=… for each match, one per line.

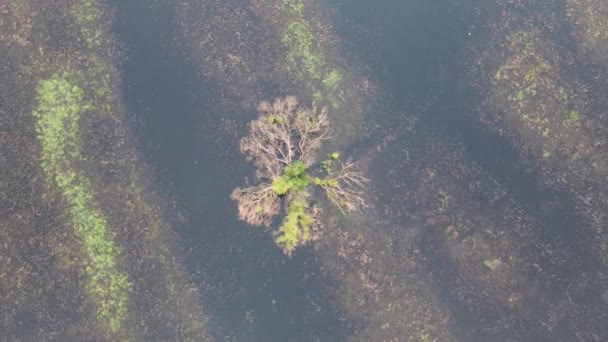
left=1, top=0, right=608, bottom=341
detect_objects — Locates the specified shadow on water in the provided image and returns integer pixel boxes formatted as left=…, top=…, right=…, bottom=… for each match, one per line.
left=337, top=0, right=606, bottom=339
left=111, top=0, right=347, bottom=340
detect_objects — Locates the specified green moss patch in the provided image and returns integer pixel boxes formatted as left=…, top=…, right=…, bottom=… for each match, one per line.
left=33, top=71, right=131, bottom=333
left=279, top=0, right=343, bottom=107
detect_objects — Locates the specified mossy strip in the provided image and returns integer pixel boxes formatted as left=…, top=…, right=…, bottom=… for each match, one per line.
left=33, top=72, right=131, bottom=333
left=279, top=0, right=343, bottom=107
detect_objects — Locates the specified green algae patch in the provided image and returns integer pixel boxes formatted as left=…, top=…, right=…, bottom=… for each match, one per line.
left=278, top=0, right=344, bottom=107
left=33, top=72, right=131, bottom=334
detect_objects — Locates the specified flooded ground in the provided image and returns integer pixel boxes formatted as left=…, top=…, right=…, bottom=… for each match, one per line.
left=1, top=0, right=608, bottom=341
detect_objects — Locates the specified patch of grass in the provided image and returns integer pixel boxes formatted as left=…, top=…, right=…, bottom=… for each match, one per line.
left=279, top=0, right=343, bottom=107
left=282, top=20, right=323, bottom=80
left=323, top=69, right=342, bottom=91
left=33, top=72, right=131, bottom=333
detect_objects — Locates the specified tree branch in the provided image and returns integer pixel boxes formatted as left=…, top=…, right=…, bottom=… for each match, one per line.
left=317, top=159, right=369, bottom=214
left=230, top=184, right=280, bottom=226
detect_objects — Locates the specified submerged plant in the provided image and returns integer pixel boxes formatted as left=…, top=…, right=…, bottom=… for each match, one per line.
left=231, top=96, right=367, bottom=255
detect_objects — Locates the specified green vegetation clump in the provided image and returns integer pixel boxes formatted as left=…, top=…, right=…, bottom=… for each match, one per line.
left=274, top=193, right=313, bottom=253
left=483, top=258, right=503, bottom=271
left=231, top=97, right=367, bottom=255
left=313, top=177, right=339, bottom=187
left=567, top=110, right=581, bottom=127
left=33, top=72, right=131, bottom=333
left=20, top=0, right=212, bottom=338
left=70, top=0, right=105, bottom=49
left=272, top=160, right=309, bottom=195
left=495, top=33, right=551, bottom=105
left=279, top=0, right=343, bottom=107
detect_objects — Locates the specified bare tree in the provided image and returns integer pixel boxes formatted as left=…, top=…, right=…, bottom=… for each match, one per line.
left=317, top=159, right=369, bottom=214
left=231, top=96, right=367, bottom=255
left=230, top=184, right=280, bottom=226
left=233, top=96, right=330, bottom=229
left=294, top=102, right=331, bottom=166
left=240, top=96, right=331, bottom=178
